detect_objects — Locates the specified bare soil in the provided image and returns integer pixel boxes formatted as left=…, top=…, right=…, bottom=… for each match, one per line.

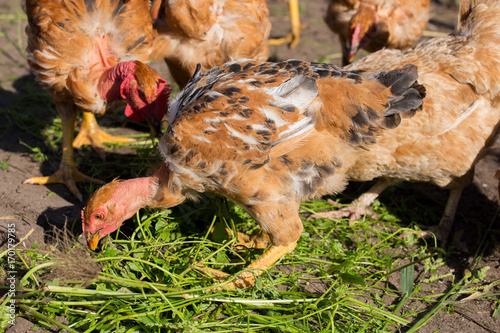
left=1, top=0, right=499, bottom=332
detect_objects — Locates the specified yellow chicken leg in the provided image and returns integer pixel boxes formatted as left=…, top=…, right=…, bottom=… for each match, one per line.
left=23, top=103, right=104, bottom=201
left=198, top=242, right=297, bottom=290
left=73, top=111, right=134, bottom=159
left=269, top=0, right=303, bottom=48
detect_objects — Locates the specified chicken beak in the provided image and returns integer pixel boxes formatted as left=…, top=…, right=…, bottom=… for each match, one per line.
left=86, top=231, right=101, bottom=251
left=349, top=24, right=362, bottom=64
left=348, top=40, right=359, bottom=63
left=348, top=49, right=358, bottom=63
left=145, top=113, right=161, bottom=138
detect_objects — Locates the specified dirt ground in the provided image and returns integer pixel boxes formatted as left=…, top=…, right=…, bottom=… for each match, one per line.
left=0, top=0, right=499, bottom=332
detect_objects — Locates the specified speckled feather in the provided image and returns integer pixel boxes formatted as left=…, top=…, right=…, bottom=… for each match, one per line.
left=83, top=58, right=424, bottom=249
left=82, top=0, right=499, bottom=286
left=152, top=59, right=424, bottom=245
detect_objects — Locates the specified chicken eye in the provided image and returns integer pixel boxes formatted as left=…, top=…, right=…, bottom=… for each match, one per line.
left=94, top=213, right=104, bottom=220
left=138, top=89, right=146, bottom=101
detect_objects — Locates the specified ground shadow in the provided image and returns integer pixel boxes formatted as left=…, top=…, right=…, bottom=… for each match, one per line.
left=0, top=74, right=160, bottom=201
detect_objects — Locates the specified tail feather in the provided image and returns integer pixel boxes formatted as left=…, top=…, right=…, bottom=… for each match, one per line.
left=450, top=0, right=500, bottom=95
left=458, top=0, right=500, bottom=37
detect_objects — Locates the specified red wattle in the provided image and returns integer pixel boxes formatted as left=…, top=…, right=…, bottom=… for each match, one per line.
left=125, top=104, right=146, bottom=122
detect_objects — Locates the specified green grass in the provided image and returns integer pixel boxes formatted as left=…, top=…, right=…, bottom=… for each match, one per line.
left=1, top=197, right=499, bottom=332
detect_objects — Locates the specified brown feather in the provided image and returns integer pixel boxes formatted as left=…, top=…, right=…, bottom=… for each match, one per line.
left=150, top=0, right=271, bottom=88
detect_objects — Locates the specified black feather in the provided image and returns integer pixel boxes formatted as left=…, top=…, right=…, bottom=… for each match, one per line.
left=384, top=88, right=424, bottom=116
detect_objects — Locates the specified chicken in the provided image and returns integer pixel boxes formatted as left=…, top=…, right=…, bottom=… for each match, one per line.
left=82, top=59, right=425, bottom=289
left=314, top=0, right=500, bottom=245
left=23, top=0, right=171, bottom=201
left=149, top=0, right=271, bottom=88
left=325, top=0, right=430, bottom=66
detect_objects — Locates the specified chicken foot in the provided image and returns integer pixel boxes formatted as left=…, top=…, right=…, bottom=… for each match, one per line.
left=196, top=242, right=296, bottom=290
left=73, top=111, right=134, bottom=160
left=225, top=228, right=270, bottom=250
left=23, top=102, right=104, bottom=201
left=269, top=0, right=303, bottom=48
left=311, top=178, right=398, bottom=225
left=416, top=187, right=464, bottom=247
left=311, top=174, right=467, bottom=247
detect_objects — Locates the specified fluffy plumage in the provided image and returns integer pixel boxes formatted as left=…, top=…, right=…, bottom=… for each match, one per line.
left=150, top=0, right=271, bottom=88
left=23, top=0, right=171, bottom=200
left=325, top=0, right=430, bottom=65
left=82, top=59, right=424, bottom=289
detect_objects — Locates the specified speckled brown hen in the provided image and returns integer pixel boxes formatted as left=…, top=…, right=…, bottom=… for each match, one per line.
left=315, top=0, right=500, bottom=245
left=149, top=0, right=271, bottom=88
left=325, top=0, right=430, bottom=66
left=23, top=0, right=171, bottom=200
left=82, top=59, right=424, bottom=289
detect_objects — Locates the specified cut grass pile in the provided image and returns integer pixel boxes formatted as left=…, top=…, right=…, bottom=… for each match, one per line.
left=1, top=196, right=499, bottom=332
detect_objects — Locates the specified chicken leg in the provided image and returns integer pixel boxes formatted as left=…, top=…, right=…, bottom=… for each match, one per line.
left=313, top=175, right=469, bottom=247
left=23, top=102, right=104, bottom=201
left=311, top=178, right=399, bottom=224
left=197, top=242, right=297, bottom=290
left=417, top=187, right=465, bottom=247
left=73, top=111, right=134, bottom=159
left=269, top=0, right=302, bottom=48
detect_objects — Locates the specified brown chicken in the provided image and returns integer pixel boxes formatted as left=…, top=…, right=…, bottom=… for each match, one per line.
left=82, top=59, right=425, bottom=289
left=325, top=0, right=430, bottom=66
left=23, top=0, right=171, bottom=201
left=314, top=0, right=500, bottom=245
left=149, top=0, right=271, bottom=88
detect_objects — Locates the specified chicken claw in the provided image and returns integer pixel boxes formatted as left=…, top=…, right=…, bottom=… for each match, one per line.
left=196, top=242, right=296, bottom=290
left=229, top=229, right=270, bottom=250
left=24, top=161, right=104, bottom=201
left=310, top=178, right=396, bottom=224
left=73, top=112, right=134, bottom=159
left=269, top=0, right=303, bottom=48
left=311, top=202, right=380, bottom=225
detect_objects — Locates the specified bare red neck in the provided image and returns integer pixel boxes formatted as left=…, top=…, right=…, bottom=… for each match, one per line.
left=97, top=61, right=136, bottom=101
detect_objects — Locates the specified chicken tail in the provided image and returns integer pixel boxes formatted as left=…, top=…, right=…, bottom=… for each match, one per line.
left=457, top=0, right=499, bottom=33
left=454, top=0, right=500, bottom=95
